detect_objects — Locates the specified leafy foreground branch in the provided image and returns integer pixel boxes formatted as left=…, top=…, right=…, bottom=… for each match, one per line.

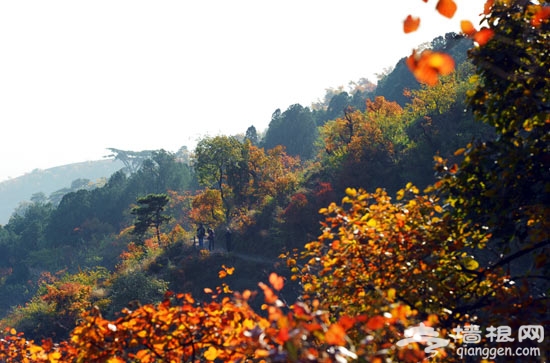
left=0, top=272, right=416, bottom=362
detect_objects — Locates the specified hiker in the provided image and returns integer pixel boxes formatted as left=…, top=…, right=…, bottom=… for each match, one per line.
left=207, top=227, right=215, bottom=251
left=225, top=227, right=232, bottom=252
left=196, top=223, right=206, bottom=249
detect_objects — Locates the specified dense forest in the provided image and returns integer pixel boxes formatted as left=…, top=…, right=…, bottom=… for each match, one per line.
left=0, top=1, right=549, bottom=361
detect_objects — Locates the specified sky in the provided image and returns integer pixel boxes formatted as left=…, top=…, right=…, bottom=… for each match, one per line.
left=0, top=0, right=484, bottom=182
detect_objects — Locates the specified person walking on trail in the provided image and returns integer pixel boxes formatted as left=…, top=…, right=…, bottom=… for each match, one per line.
left=225, top=227, right=232, bottom=252
left=196, top=223, right=206, bottom=249
left=207, top=227, right=215, bottom=251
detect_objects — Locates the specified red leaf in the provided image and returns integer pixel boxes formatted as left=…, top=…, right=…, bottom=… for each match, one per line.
left=277, top=327, right=289, bottom=343
left=338, top=315, right=356, bottom=331
left=366, top=315, right=386, bottom=330
left=473, top=27, right=494, bottom=46
left=531, top=6, right=550, bottom=27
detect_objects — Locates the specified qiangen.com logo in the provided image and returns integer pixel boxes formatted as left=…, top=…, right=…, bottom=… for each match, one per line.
left=396, top=322, right=545, bottom=361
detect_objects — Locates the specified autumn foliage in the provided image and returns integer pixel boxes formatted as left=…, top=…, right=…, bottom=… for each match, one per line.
left=0, top=187, right=523, bottom=362
left=1, top=1, right=548, bottom=362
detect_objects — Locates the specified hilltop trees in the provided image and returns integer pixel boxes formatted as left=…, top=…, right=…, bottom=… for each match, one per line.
left=193, top=136, right=247, bottom=219
left=319, top=96, right=405, bottom=193
left=263, top=104, right=317, bottom=160
left=192, top=135, right=300, bottom=233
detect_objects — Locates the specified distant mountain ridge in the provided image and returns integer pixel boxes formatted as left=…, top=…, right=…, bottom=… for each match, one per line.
left=0, top=159, right=125, bottom=225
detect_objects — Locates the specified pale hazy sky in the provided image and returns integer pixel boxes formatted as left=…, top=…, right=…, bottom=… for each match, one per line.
left=0, top=0, right=484, bottom=182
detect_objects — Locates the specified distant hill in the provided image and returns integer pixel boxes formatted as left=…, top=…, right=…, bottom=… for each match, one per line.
left=0, top=159, right=125, bottom=225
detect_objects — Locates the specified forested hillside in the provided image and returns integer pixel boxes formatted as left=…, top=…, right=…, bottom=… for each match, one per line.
left=0, top=160, right=126, bottom=225
left=0, top=2, right=548, bottom=360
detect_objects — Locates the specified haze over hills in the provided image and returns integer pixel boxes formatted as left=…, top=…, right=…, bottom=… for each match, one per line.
left=0, top=33, right=474, bottom=227
left=0, top=159, right=125, bottom=225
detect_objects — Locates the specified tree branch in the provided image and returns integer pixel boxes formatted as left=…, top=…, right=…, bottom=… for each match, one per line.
left=487, top=239, right=550, bottom=271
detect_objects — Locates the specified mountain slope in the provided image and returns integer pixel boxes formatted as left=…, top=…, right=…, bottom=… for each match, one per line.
left=0, top=159, right=124, bottom=225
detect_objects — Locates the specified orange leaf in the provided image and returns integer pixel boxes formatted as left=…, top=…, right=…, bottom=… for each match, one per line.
left=258, top=282, right=278, bottom=304
left=325, top=323, right=346, bottom=346
left=460, top=20, right=476, bottom=36
left=108, top=357, right=127, bottom=363
left=404, top=15, right=421, bottom=33
left=483, top=0, right=494, bottom=15
left=254, top=348, right=270, bottom=358
left=436, top=0, right=457, bottom=18
left=407, top=50, right=455, bottom=86
left=269, top=272, right=284, bottom=291
left=366, top=315, right=386, bottom=330
left=473, top=27, right=494, bottom=46
left=426, top=52, right=454, bottom=75
left=203, top=287, right=213, bottom=294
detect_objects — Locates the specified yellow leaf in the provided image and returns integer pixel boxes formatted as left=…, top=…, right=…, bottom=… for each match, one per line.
left=345, top=187, right=357, bottom=197
left=367, top=219, right=377, bottom=228
left=29, top=345, right=43, bottom=354
left=463, top=256, right=479, bottom=270
left=48, top=351, right=62, bottom=363
left=396, top=189, right=405, bottom=201
left=387, top=288, right=396, bottom=301
left=243, top=318, right=255, bottom=330
left=204, top=346, right=219, bottom=361
left=137, top=330, right=148, bottom=338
